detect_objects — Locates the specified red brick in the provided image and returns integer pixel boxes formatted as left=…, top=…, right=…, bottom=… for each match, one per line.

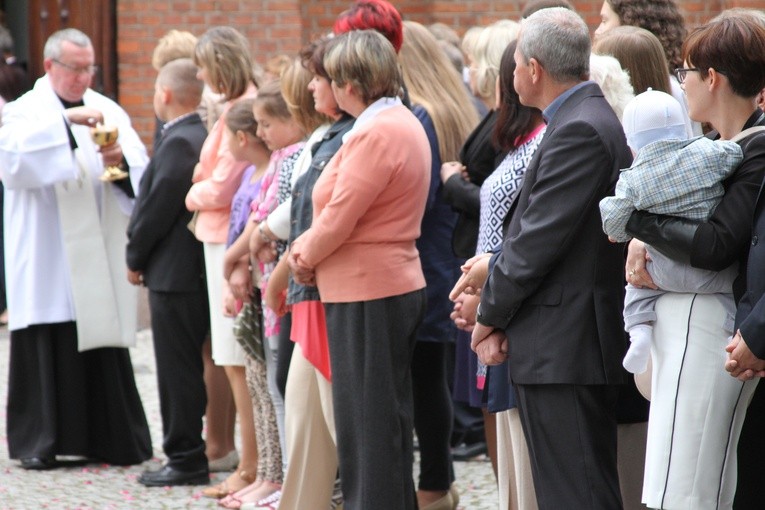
left=115, top=0, right=737, bottom=147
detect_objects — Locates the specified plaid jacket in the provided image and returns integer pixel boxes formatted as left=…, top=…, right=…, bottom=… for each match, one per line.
left=600, top=136, right=743, bottom=242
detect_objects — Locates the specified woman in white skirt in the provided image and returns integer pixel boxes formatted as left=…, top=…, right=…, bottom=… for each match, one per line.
left=185, top=27, right=260, bottom=498
left=625, top=13, right=765, bottom=509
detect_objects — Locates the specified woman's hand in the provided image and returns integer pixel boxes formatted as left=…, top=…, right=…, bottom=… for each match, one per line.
left=249, top=222, right=278, bottom=264
left=288, top=238, right=316, bottom=286
left=223, top=247, right=240, bottom=281
left=265, top=287, right=288, bottom=317
left=725, top=330, right=765, bottom=381
left=222, top=286, right=238, bottom=318
left=626, top=239, right=658, bottom=289
left=228, top=260, right=253, bottom=302
left=450, top=253, right=492, bottom=300
left=450, top=292, right=479, bottom=332
left=440, top=161, right=465, bottom=184
left=265, top=254, right=290, bottom=316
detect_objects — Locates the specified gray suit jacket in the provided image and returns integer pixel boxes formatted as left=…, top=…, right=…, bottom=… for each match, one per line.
left=479, top=82, right=633, bottom=385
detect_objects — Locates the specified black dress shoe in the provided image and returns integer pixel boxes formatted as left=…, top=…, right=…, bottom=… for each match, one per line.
left=138, top=465, right=209, bottom=487
left=20, top=457, right=58, bottom=470
left=451, top=441, right=487, bottom=461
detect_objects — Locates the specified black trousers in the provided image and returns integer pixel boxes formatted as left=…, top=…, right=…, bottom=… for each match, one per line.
left=149, top=289, right=210, bottom=470
left=7, top=322, right=151, bottom=464
left=734, top=381, right=765, bottom=509
left=276, top=311, right=294, bottom=400
left=515, top=383, right=623, bottom=510
left=324, top=289, right=426, bottom=510
left=411, top=341, right=454, bottom=490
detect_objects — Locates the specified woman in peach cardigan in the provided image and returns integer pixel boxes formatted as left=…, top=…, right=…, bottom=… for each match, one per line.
left=289, top=30, right=430, bottom=510
left=184, top=26, right=259, bottom=498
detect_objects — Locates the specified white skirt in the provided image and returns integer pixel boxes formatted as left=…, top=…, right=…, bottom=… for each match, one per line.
left=203, top=242, right=245, bottom=366
left=643, top=293, right=757, bottom=509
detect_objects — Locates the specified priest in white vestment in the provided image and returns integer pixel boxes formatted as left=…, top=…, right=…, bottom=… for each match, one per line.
left=0, top=28, right=151, bottom=470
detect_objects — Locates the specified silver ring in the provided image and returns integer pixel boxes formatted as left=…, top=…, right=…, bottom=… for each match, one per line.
left=87, top=117, right=96, bottom=125
left=629, top=269, right=636, bottom=277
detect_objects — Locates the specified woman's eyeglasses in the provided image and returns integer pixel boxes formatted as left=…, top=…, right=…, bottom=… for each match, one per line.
left=674, top=67, right=699, bottom=84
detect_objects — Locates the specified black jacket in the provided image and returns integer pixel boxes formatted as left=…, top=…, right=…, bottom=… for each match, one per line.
left=126, top=113, right=208, bottom=292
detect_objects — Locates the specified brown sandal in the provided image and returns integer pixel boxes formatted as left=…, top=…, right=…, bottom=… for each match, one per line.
left=203, top=470, right=257, bottom=499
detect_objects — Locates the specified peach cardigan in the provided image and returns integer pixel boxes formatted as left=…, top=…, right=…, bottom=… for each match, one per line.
left=293, top=105, right=431, bottom=303
left=185, top=84, right=257, bottom=243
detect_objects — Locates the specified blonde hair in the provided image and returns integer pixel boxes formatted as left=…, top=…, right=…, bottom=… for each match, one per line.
left=281, top=58, right=331, bottom=133
left=472, top=20, right=520, bottom=103
left=461, top=26, right=484, bottom=64
left=324, top=30, right=402, bottom=105
left=194, top=26, right=257, bottom=101
left=152, top=30, right=197, bottom=70
left=428, top=22, right=461, bottom=48
left=589, top=53, right=635, bottom=121
left=593, top=26, right=671, bottom=95
left=400, top=21, right=479, bottom=162
left=264, top=54, right=292, bottom=81
left=225, top=97, right=259, bottom=137
left=253, top=80, right=292, bottom=120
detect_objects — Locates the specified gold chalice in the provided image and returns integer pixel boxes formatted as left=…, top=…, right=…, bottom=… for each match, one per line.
left=90, top=124, right=128, bottom=181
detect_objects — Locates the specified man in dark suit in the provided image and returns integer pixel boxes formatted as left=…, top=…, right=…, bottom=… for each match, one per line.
left=126, top=58, right=210, bottom=486
left=469, top=8, right=633, bottom=509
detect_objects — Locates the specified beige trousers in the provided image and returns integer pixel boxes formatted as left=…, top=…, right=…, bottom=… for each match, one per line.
left=497, top=408, right=538, bottom=510
left=278, top=344, right=337, bottom=510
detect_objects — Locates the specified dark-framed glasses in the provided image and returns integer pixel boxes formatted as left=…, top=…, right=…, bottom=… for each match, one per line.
left=674, top=67, right=699, bottom=84
left=52, top=59, right=99, bottom=76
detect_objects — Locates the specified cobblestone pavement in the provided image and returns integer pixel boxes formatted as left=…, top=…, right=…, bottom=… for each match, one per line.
left=0, top=327, right=498, bottom=509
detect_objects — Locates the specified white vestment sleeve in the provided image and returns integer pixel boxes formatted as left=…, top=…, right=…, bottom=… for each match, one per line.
left=0, top=106, right=78, bottom=189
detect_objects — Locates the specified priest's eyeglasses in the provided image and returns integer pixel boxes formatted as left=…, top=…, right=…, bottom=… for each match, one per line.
left=52, top=59, right=99, bottom=76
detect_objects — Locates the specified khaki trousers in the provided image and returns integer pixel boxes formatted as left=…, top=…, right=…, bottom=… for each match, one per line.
left=278, top=344, right=337, bottom=510
left=497, top=408, right=538, bottom=510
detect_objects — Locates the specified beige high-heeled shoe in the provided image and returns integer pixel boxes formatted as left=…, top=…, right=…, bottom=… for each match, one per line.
left=449, top=483, right=460, bottom=508
left=421, top=491, right=455, bottom=510
left=203, top=470, right=257, bottom=499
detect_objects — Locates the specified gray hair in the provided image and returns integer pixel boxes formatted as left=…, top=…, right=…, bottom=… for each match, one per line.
left=518, top=7, right=590, bottom=82
left=43, top=28, right=92, bottom=60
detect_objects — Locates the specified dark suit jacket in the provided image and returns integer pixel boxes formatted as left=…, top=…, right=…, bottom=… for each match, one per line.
left=731, top=114, right=765, bottom=358
left=479, top=82, right=632, bottom=385
left=126, top=113, right=208, bottom=293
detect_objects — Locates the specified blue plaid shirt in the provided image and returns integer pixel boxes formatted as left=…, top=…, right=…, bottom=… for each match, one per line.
left=600, top=136, right=743, bottom=242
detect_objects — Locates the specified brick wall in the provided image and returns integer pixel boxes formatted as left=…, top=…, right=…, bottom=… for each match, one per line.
left=115, top=0, right=761, bottom=147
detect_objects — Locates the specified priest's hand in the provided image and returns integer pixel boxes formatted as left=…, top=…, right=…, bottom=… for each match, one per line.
left=64, top=106, right=104, bottom=127
left=127, top=268, right=144, bottom=286
left=99, top=140, right=124, bottom=168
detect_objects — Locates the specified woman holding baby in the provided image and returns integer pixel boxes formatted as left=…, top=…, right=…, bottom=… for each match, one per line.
left=625, top=12, right=765, bottom=510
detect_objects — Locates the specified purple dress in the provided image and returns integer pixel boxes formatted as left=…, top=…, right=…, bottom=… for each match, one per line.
left=227, top=165, right=262, bottom=248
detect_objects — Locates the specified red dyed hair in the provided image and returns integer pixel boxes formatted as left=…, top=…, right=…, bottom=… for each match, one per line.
left=333, top=0, right=403, bottom=53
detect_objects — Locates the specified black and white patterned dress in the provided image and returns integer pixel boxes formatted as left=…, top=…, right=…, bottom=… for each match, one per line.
left=477, top=126, right=546, bottom=254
